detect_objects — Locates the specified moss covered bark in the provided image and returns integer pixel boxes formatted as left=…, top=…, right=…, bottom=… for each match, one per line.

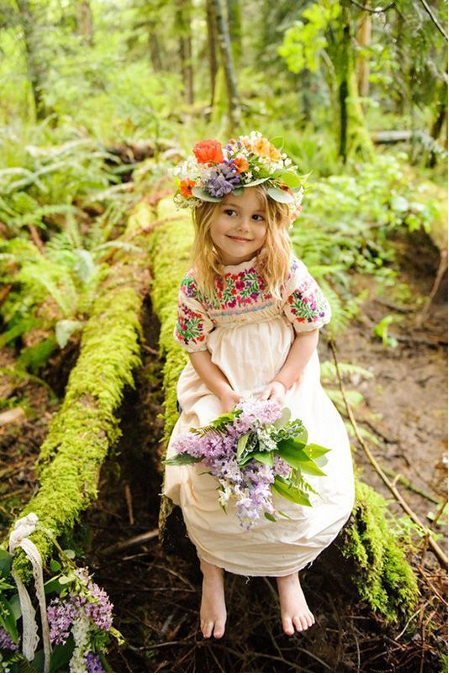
left=148, top=197, right=419, bottom=624
left=2, top=205, right=154, bottom=583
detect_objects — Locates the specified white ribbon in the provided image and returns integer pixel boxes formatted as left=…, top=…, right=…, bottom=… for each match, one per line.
left=9, top=513, right=52, bottom=673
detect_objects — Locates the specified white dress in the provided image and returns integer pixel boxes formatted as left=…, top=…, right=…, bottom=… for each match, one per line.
left=163, top=252, right=355, bottom=577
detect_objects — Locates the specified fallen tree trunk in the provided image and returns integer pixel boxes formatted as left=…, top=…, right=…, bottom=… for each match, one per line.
left=2, top=202, right=155, bottom=583
left=147, top=197, right=419, bottom=624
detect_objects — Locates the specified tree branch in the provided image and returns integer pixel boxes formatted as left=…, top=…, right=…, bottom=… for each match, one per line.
left=418, top=0, right=448, bottom=41
left=348, top=0, right=396, bottom=13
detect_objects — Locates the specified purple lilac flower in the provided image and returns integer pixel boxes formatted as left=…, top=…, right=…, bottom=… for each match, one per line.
left=86, top=652, right=105, bottom=673
left=74, top=568, right=114, bottom=631
left=47, top=598, right=78, bottom=645
left=206, top=162, right=241, bottom=197
left=0, top=627, right=18, bottom=651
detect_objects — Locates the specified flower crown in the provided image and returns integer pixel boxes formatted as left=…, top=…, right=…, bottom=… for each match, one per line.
left=170, top=131, right=308, bottom=225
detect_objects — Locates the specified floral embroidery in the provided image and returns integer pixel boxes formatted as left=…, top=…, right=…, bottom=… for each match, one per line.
left=286, top=275, right=330, bottom=326
left=174, top=255, right=330, bottom=351
left=174, top=302, right=207, bottom=347
left=180, top=273, right=205, bottom=303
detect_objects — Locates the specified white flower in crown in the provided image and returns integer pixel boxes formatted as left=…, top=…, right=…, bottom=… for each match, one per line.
left=169, top=132, right=310, bottom=226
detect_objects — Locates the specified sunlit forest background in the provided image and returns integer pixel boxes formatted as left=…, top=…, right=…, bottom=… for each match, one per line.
left=0, top=0, right=447, bottom=673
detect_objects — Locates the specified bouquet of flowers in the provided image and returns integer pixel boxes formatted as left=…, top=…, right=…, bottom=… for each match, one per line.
left=164, top=397, right=331, bottom=530
left=0, top=543, right=122, bottom=674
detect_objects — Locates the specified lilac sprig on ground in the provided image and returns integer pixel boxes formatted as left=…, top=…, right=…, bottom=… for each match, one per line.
left=0, top=627, right=18, bottom=651
left=46, top=566, right=113, bottom=672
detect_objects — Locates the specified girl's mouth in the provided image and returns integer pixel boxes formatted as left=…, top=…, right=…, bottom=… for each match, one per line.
left=227, top=235, right=252, bottom=242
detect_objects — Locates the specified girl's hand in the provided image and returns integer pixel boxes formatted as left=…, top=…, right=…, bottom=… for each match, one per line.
left=259, top=381, right=287, bottom=406
left=219, top=389, right=242, bottom=414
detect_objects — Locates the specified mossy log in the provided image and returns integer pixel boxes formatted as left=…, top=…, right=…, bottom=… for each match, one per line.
left=2, top=202, right=154, bottom=583
left=148, top=197, right=419, bottom=624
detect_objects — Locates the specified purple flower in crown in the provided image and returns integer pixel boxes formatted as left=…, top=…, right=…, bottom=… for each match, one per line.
left=206, top=162, right=242, bottom=197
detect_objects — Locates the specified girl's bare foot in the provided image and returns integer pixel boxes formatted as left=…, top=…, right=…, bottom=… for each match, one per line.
left=199, top=558, right=227, bottom=639
left=276, top=572, right=315, bottom=635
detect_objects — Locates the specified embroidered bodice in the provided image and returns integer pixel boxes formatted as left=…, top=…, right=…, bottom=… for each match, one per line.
left=174, top=253, right=331, bottom=352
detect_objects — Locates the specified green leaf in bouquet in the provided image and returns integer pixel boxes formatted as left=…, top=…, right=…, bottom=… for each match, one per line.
left=44, top=575, right=68, bottom=595
left=0, top=595, right=19, bottom=643
left=272, top=477, right=312, bottom=506
left=163, top=453, right=202, bottom=466
left=276, top=439, right=326, bottom=476
left=291, top=471, right=320, bottom=497
left=49, top=635, right=75, bottom=672
left=264, top=512, right=277, bottom=522
left=273, top=407, right=291, bottom=429
left=278, top=510, right=293, bottom=521
left=50, top=559, right=61, bottom=572
left=302, top=443, right=331, bottom=459
left=293, top=425, right=308, bottom=444
left=237, top=432, right=250, bottom=458
left=251, top=451, right=274, bottom=467
left=9, top=594, right=21, bottom=621
left=0, top=549, right=13, bottom=575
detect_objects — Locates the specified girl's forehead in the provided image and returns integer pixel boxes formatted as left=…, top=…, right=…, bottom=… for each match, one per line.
left=222, top=189, right=265, bottom=211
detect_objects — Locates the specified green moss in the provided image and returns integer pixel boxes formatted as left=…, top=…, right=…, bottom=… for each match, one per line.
left=3, top=252, right=146, bottom=582
left=341, top=480, right=419, bottom=622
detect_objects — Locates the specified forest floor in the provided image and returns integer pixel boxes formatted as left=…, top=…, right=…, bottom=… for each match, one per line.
left=0, top=228, right=447, bottom=673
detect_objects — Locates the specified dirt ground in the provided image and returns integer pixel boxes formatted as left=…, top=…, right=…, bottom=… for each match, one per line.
left=0, top=229, right=447, bottom=672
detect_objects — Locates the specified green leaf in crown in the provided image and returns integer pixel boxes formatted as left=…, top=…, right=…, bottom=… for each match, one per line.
left=192, top=187, right=222, bottom=202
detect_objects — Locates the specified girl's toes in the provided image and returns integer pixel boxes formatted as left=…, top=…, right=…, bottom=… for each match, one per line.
left=214, top=620, right=226, bottom=639
left=203, top=621, right=213, bottom=638
left=282, top=616, right=295, bottom=636
left=292, top=615, right=303, bottom=632
left=307, top=612, right=315, bottom=627
left=300, top=615, right=310, bottom=631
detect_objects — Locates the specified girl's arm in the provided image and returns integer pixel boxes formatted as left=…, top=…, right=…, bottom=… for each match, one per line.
left=188, top=350, right=234, bottom=398
left=267, top=329, right=319, bottom=394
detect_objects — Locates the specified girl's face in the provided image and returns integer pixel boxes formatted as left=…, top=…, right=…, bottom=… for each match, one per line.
left=210, top=188, right=268, bottom=266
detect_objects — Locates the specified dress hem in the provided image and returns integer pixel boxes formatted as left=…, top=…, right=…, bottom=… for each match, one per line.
left=196, top=550, right=317, bottom=578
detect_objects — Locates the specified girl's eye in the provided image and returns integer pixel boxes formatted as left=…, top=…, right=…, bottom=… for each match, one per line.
left=223, top=209, right=265, bottom=220
left=252, top=215, right=265, bottom=221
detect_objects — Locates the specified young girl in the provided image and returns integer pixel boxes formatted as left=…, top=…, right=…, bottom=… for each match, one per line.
left=163, top=132, right=355, bottom=640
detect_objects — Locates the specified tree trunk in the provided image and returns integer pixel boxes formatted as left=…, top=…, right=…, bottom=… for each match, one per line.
left=76, top=0, right=94, bottom=47
left=175, top=0, right=194, bottom=105
left=211, top=0, right=241, bottom=135
left=226, top=0, right=242, bottom=68
left=206, top=0, right=218, bottom=110
left=16, top=0, right=50, bottom=120
left=148, top=30, right=163, bottom=71
left=427, top=55, right=448, bottom=168
left=336, top=1, right=374, bottom=163
left=355, top=10, right=370, bottom=101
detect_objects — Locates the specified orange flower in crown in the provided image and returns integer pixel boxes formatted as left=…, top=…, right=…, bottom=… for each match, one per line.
left=170, top=131, right=310, bottom=228
left=193, top=140, right=224, bottom=165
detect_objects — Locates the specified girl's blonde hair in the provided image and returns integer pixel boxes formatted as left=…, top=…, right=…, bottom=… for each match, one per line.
left=189, top=186, right=293, bottom=303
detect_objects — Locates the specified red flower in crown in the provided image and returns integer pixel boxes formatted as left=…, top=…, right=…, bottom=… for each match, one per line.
left=193, top=140, right=224, bottom=165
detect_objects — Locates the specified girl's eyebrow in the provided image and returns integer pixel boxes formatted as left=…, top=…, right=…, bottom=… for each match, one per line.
left=223, top=202, right=265, bottom=213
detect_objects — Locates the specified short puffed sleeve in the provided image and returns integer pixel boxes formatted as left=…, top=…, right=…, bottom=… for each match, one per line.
left=282, top=255, right=331, bottom=333
left=173, top=271, right=215, bottom=352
